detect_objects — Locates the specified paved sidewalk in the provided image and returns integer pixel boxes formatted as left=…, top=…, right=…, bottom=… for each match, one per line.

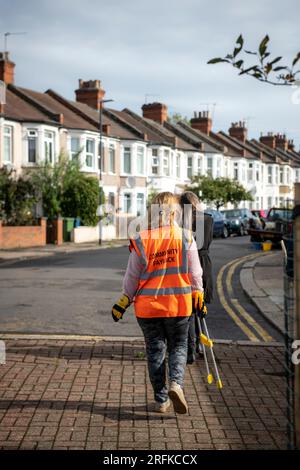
left=240, top=252, right=285, bottom=333
left=0, top=336, right=286, bottom=450
left=0, top=240, right=128, bottom=264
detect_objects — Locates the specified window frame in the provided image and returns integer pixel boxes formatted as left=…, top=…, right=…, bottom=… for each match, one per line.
left=85, top=138, right=95, bottom=169
left=4, top=125, right=13, bottom=163
left=163, top=149, right=170, bottom=176
left=187, top=155, right=193, bottom=179
left=123, top=192, right=132, bottom=214
left=44, top=130, right=54, bottom=164
left=136, top=192, right=145, bottom=217
left=123, top=146, right=132, bottom=174
left=108, top=144, right=116, bottom=174
left=136, top=145, right=145, bottom=175
left=27, top=129, right=38, bottom=164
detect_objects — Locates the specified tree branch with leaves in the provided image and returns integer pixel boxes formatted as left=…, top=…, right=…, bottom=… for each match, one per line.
left=208, top=34, right=300, bottom=86
left=186, top=175, right=253, bottom=210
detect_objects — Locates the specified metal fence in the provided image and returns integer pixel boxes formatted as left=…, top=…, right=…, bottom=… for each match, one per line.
left=281, top=201, right=296, bottom=449
left=282, top=233, right=295, bottom=449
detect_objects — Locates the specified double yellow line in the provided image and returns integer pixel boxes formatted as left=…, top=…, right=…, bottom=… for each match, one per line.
left=217, top=253, right=273, bottom=342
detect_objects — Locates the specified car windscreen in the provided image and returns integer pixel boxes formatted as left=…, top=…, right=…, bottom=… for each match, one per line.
left=267, top=209, right=293, bottom=221
left=222, top=210, right=241, bottom=218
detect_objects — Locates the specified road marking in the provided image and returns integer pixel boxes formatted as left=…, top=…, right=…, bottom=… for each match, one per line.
left=217, top=259, right=260, bottom=342
left=226, top=257, right=274, bottom=342
left=217, top=252, right=271, bottom=342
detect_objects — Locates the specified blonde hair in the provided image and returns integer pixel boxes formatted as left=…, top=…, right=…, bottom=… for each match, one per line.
left=148, top=191, right=179, bottom=228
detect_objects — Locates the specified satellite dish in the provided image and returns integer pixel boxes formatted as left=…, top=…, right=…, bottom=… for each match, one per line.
left=126, top=176, right=136, bottom=188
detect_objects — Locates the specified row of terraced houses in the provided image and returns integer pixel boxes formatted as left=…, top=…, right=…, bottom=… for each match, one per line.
left=1, top=52, right=300, bottom=230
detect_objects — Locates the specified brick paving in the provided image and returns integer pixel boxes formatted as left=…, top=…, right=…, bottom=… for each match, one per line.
left=0, top=337, right=287, bottom=450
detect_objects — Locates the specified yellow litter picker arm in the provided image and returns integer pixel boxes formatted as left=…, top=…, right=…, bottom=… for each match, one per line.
left=196, top=315, right=223, bottom=390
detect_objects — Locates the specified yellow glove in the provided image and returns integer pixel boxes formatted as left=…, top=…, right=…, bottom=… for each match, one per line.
left=112, top=294, right=130, bottom=322
left=192, top=291, right=207, bottom=319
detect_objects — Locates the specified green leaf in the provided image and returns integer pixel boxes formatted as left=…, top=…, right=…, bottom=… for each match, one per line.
left=244, top=50, right=257, bottom=55
left=239, top=65, right=259, bottom=75
left=269, top=56, right=282, bottom=66
left=259, top=34, right=270, bottom=57
left=236, top=34, right=244, bottom=47
left=273, top=66, right=288, bottom=71
left=234, top=60, right=244, bottom=68
left=207, top=58, right=229, bottom=64
left=292, top=52, right=300, bottom=66
left=233, top=34, right=244, bottom=57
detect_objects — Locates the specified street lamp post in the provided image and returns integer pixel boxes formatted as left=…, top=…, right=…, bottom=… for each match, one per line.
left=98, top=98, right=114, bottom=245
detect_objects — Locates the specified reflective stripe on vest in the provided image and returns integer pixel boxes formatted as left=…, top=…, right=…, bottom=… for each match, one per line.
left=137, top=286, right=192, bottom=296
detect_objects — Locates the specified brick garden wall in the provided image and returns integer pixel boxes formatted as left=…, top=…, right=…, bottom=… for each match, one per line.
left=0, top=218, right=47, bottom=249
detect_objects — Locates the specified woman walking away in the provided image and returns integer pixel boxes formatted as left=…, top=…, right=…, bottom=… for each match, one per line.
left=111, top=192, right=206, bottom=414
left=179, top=191, right=214, bottom=364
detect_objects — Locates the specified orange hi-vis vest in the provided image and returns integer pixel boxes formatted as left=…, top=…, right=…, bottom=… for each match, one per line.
left=130, top=224, right=192, bottom=319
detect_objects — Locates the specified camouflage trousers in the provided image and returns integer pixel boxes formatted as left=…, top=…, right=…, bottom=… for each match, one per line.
left=137, top=316, right=190, bottom=403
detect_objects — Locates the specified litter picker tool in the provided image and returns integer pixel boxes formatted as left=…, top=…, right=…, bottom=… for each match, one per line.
left=196, top=315, right=223, bottom=389
left=196, top=315, right=213, bottom=385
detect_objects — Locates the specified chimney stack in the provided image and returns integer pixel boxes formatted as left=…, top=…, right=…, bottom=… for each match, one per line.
left=142, top=102, right=168, bottom=124
left=0, top=52, right=15, bottom=85
left=288, top=139, right=295, bottom=151
left=228, top=121, right=248, bottom=143
left=75, top=79, right=105, bottom=110
left=190, top=111, right=212, bottom=136
left=260, top=132, right=276, bottom=149
left=275, top=133, right=288, bottom=152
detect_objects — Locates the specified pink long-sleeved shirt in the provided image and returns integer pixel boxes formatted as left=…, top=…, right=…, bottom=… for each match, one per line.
left=123, top=237, right=203, bottom=302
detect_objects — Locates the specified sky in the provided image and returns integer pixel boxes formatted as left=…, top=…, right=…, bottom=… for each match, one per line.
left=1, top=0, right=300, bottom=148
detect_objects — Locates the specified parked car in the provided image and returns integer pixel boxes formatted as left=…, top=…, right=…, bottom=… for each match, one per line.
left=221, top=208, right=262, bottom=236
left=248, top=207, right=293, bottom=245
left=251, top=209, right=268, bottom=224
left=205, top=209, right=230, bottom=238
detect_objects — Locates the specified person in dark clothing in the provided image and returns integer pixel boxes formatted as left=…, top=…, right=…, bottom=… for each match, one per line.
left=179, top=191, right=214, bottom=364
